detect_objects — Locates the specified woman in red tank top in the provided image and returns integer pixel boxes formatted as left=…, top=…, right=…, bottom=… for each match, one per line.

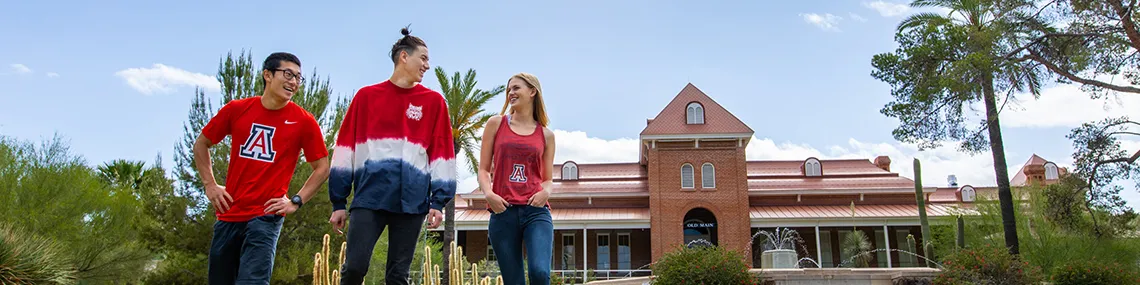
left=477, top=72, right=556, bottom=285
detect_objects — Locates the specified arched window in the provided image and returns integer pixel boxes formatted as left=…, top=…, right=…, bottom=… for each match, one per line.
left=686, top=102, right=704, bottom=124
left=561, top=161, right=578, bottom=180
left=681, top=163, right=695, bottom=189
left=804, top=158, right=822, bottom=177
left=959, top=185, right=976, bottom=202
left=1044, top=162, right=1059, bottom=180
left=701, top=163, right=715, bottom=188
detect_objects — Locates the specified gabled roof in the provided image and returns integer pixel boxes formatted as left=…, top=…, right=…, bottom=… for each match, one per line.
left=1010, top=154, right=1067, bottom=186
left=640, top=83, right=754, bottom=136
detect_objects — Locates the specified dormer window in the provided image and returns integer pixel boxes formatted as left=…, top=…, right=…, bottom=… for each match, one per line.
left=681, top=163, right=695, bottom=189
left=562, top=161, right=579, bottom=180
left=959, top=185, right=976, bottom=202
left=686, top=102, right=704, bottom=124
left=803, top=158, right=822, bottom=177
left=1044, top=162, right=1059, bottom=180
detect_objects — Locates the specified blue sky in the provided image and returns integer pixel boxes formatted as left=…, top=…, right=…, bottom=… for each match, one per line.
left=2, top=1, right=1138, bottom=207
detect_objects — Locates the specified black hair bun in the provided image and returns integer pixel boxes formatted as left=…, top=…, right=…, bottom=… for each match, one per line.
left=400, top=27, right=411, bottom=36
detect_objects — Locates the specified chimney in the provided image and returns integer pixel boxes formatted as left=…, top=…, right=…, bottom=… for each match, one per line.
left=873, top=156, right=891, bottom=172
left=646, top=118, right=654, bottom=126
left=948, top=175, right=958, bottom=187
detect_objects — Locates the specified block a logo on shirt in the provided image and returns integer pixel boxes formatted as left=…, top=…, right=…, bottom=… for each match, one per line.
left=509, top=164, right=527, bottom=183
left=239, top=123, right=277, bottom=162
left=406, top=104, right=423, bottom=121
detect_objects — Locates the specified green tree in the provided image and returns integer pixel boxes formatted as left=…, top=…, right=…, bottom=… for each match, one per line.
left=1064, top=116, right=1139, bottom=237
left=1023, top=0, right=1140, bottom=97
left=433, top=66, right=504, bottom=285
left=871, top=0, right=1050, bottom=255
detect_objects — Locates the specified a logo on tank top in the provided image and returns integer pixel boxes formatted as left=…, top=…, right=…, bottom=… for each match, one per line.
left=509, top=164, right=527, bottom=183
left=406, top=104, right=423, bottom=121
left=239, top=123, right=277, bottom=163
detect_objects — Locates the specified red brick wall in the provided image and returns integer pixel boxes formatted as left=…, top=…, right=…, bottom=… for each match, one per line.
left=463, top=230, right=489, bottom=263
left=647, top=144, right=753, bottom=266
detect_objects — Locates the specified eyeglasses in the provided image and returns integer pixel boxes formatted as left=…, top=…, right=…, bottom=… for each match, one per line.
left=272, top=69, right=305, bottom=83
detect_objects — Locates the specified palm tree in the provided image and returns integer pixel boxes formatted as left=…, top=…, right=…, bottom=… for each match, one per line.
left=96, top=159, right=146, bottom=190
left=435, top=66, right=504, bottom=283
left=884, top=0, right=1047, bottom=255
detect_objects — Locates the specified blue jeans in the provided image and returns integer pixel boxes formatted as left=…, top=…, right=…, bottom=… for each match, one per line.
left=489, top=205, right=553, bottom=285
left=208, top=214, right=284, bottom=285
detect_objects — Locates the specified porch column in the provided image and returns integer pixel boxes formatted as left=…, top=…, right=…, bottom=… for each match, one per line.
left=583, top=226, right=588, bottom=280
left=814, top=225, right=822, bottom=268
left=883, top=224, right=892, bottom=268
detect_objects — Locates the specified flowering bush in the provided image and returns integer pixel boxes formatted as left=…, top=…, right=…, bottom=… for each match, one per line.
left=1050, top=258, right=1140, bottom=285
left=651, top=245, right=760, bottom=285
left=933, top=246, right=1042, bottom=285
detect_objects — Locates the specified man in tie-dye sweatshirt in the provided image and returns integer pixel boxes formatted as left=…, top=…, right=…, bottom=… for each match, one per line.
left=328, top=27, right=457, bottom=285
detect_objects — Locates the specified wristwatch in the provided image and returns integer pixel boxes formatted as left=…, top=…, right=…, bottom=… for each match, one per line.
left=290, top=195, right=303, bottom=208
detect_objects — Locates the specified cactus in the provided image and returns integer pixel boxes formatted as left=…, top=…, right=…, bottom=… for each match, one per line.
left=311, top=234, right=347, bottom=285
left=956, top=215, right=966, bottom=248
left=913, top=158, right=934, bottom=267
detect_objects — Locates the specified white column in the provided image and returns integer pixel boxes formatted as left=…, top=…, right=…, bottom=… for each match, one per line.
left=583, top=226, right=589, bottom=282
left=883, top=224, right=892, bottom=268
left=815, top=225, right=822, bottom=268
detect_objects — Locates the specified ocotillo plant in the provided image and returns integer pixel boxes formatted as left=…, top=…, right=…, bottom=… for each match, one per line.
left=312, top=234, right=347, bottom=285
left=913, top=158, right=934, bottom=267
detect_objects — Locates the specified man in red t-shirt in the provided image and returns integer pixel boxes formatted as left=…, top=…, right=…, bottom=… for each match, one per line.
left=193, top=52, right=330, bottom=285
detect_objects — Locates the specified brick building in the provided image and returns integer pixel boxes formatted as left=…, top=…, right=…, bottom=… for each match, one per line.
left=435, top=83, right=1067, bottom=279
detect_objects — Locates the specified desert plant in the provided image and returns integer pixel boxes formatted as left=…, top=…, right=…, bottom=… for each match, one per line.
left=1050, top=258, right=1140, bottom=285
left=0, top=223, right=77, bottom=285
left=934, top=245, right=1043, bottom=285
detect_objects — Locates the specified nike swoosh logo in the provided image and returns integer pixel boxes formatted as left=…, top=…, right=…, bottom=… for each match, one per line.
left=285, top=120, right=297, bottom=124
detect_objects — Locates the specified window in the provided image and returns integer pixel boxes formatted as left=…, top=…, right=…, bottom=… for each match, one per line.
left=960, top=186, right=976, bottom=202
left=617, top=233, right=631, bottom=270
left=487, top=239, right=496, bottom=261
left=597, top=234, right=611, bottom=270
left=562, top=234, right=576, bottom=270
left=686, top=102, right=704, bottom=124
left=804, top=158, right=822, bottom=177
left=701, top=163, right=715, bottom=188
left=562, top=161, right=579, bottom=180
left=1044, top=162, right=1059, bottom=180
left=819, top=231, right=833, bottom=268
left=681, top=163, right=695, bottom=189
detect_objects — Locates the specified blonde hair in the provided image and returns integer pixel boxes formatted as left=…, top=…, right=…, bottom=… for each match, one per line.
left=499, top=72, right=550, bottom=127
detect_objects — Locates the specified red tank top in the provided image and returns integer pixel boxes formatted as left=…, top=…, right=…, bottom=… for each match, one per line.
left=491, top=115, right=547, bottom=206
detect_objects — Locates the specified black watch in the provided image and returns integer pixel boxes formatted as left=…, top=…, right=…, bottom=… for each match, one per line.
left=290, top=195, right=303, bottom=208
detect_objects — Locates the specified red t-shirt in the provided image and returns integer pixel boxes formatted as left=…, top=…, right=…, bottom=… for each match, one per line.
left=201, top=97, right=329, bottom=222
left=490, top=115, right=548, bottom=206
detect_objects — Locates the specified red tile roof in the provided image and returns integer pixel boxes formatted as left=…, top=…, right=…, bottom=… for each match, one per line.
left=748, top=176, right=915, bottom=192
left=1010, top=154, right=1048, bottom=186
left=749, top=204, right=962, bottom=219
left=640, top=83, right=754, bottom=136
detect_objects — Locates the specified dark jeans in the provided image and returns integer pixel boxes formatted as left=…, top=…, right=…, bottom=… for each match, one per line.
left=208, top=214, right=285, bottom=285
left=489, top=205, right=553, bottom=285
left=340, top=208, right=426, bottom=285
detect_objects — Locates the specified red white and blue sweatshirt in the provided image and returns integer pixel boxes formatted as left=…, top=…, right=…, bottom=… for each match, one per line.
left=329, top=81, right=456, bottom=214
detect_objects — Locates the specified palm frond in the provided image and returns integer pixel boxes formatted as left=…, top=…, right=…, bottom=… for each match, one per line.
left=898, top=12, right=952, bottom=31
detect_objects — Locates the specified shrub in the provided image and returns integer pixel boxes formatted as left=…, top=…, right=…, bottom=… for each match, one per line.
left=0, top=223, right=77, bottom=285
left=1050, top=259, right=1140, bottom=285
left=651, top=245, right=759, bottom=285
left=933, top=245, right=1042, bottom=285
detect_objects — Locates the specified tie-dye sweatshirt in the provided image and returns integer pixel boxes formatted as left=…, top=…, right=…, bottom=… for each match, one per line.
left=329, top=80, right=456, bottom=214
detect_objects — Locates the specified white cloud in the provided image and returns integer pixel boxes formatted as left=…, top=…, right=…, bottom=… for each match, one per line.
left=9, top=64, right=32, bottom=74
left=1002, top=83, right=1140, bottom=128
left=115, top=64, right=220, bottom=95
left=864, top=1, right=911, bottom=17
left=849, top=13, right=869, bottom=22
left=799, top=13, right=843, bottom=32
left=46, top=72, right=59, bottom=78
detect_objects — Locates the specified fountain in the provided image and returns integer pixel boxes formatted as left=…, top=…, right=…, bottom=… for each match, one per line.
left=751, top=228, right=804, bottom=269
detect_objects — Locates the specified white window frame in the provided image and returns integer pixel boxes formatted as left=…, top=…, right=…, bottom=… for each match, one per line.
left=686, top=102, right=704, bottom=124
left=1044, top=162, right=1059, bottom=180
left=562, top=233, right=576, bottom=270
left=960, top=186, right=976, bottom=202
left=681, top=163, right=695, bottom=189
left=562, top=162, right=579, bottom=180
left=701, top=163, right=715, bottom=189
left=617, top=233, right=632, bottom=270
left=597, top=233, right=611, bottom=270
left=487, top=239, right=496, bottom=261
left=804, top=158, right=822, bottom=177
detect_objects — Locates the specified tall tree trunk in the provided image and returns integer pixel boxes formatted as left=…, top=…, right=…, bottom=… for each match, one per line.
left=982, top=73, right=1020, bottom=255
left=441, top=140, right=461, bottom=285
